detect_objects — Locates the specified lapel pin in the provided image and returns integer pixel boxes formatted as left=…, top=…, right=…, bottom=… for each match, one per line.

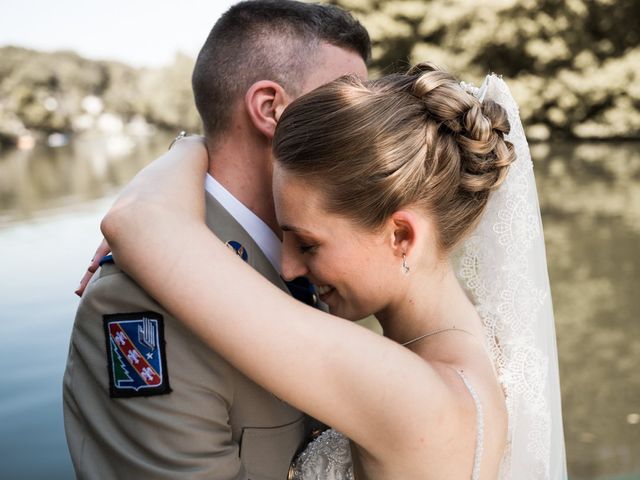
left=225, top=240, right=248, bottom=262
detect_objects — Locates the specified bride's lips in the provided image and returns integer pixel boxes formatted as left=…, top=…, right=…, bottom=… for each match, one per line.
left=315, top=285, right=335, bottom=302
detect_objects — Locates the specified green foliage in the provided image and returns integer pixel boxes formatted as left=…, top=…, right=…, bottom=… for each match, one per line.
left=0, top=46, right=200, bottom=140
left=138, top=53, right=200, bottom=131
left=1, top=0, right=638, bottom=140
left=327, top=0, right=640, bottom=139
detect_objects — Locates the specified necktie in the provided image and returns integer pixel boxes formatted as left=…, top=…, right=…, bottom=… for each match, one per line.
left=284, top=277, right=317, bottom=307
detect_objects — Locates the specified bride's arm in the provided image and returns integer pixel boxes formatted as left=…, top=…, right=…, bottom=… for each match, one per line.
left=102, top=141, right=454, bottom=461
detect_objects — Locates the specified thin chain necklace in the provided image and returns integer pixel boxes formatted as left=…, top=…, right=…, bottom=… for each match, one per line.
left=401, top=326, right=473, bottom=347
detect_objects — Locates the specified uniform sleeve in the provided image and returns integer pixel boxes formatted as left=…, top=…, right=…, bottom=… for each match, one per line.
left=63, top=265, right=247, bottom=480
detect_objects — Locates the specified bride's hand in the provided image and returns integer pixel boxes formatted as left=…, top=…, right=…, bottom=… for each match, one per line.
left=74, top=135, right=208, bottom=297
left=101, top=135, right=209, bottom=258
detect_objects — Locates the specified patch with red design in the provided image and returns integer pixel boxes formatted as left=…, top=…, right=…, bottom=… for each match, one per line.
left=103, top=312, right=171, bottom=398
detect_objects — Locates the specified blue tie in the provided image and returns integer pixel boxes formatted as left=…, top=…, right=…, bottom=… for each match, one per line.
left=285, top=277, right=317, bottom=307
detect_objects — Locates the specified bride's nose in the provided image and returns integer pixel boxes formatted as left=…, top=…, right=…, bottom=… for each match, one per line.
left=280, top=242, right=309, bottom=282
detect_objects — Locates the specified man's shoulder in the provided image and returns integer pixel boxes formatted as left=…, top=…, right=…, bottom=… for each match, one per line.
left=92, top=258, right=126, bottom=280
left=73, top=258, right=238, bottom=387
left=204, top=192, right=287, bottom=291
left=204, top=190, right=248, bottom=238
left=82, top=260, right=143, bottom=300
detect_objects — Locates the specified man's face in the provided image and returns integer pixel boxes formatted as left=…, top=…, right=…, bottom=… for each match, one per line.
left=298, top=42, right=368, bottom=97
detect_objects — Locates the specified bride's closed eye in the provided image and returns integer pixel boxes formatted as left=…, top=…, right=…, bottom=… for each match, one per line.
left=281, top=226, right=320, bottom=254
left=292, top=234, right=318, bottom=254
left=298, top=243, right=317, bottom=254
left=293, top=234, right=318, bottom=254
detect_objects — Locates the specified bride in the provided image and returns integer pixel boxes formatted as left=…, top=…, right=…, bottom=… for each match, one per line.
left=101, top=63, right=566, bottom=479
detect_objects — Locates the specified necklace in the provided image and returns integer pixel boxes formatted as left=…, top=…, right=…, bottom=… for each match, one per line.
left=401, top=326, right=473, bottom=347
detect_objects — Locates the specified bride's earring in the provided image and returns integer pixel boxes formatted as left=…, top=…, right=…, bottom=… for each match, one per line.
left=402, top=253, right=410, bottom=275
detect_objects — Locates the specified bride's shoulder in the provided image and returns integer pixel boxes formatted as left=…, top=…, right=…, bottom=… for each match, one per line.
left=424, top=349, right=506, bottom=426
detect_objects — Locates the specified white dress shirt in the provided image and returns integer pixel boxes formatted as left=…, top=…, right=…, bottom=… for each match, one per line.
left=205, top=173, right=282, bottom=274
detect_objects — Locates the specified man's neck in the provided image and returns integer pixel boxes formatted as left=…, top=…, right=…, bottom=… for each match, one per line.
left=206, top=136, right=281, bottom=238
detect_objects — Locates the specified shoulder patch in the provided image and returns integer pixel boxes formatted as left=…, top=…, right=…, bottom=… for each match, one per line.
left=103, top=312, right=171, bottom=398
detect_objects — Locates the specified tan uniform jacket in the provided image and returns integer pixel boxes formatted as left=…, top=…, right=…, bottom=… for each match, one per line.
left=63, top=192, right=308, bottom=479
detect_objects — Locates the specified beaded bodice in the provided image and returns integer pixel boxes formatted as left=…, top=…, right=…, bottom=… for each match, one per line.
left=288, top=428, right=354, bottom=480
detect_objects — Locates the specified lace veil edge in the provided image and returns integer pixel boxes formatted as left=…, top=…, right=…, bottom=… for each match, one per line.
left=454, top=75, right=568, bottom=480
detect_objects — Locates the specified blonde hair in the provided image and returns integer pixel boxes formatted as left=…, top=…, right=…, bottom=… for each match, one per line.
left=273, top=63, right=516, bottom=252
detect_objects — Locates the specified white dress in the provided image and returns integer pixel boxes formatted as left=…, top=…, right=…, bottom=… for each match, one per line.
left=288, top=428, right=355, bottom=480
left=289, top=370, right=483, bottom=480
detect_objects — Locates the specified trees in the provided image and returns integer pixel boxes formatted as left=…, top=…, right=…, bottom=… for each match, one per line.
left=328, top=0, right=640, bottom=139
left=0, top=46, right=200, bottom=143
left=1, top=0, right=638, bottom=141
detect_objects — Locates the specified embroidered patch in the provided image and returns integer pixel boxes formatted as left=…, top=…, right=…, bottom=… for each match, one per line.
left=225, top=240, right=248, bottom=262
left=104, top=312, right=171, bottom=398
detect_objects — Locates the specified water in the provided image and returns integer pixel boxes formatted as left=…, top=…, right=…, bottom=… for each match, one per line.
left=0, top=136, right=638, bottom=479
left=531, top=142, right=640, bottom=480
left=0, top=134, right=171, bottom=479
left=0, top=207, right=108, bottom=480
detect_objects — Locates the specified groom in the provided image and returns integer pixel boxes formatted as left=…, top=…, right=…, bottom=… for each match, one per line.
left=63, top=1, right=370, bottom=479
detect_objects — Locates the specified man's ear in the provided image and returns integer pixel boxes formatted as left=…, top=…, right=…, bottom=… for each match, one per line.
left=244, top=80, right=290, bottom=139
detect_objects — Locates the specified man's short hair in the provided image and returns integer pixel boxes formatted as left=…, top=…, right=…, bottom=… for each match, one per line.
left=192, top=0, right=371, bottom=142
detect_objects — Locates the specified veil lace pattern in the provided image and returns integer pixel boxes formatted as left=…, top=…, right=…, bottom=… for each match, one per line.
left=455, top=77, right=567, bottom=479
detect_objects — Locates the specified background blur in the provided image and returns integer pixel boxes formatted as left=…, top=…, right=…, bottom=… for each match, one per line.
left=0, top=0, right=638, bottom=479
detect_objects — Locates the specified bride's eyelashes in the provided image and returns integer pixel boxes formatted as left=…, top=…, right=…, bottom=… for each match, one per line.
left=282, top=230, right=319, bottom=255
left=297, top=242, right=317, bottom=254
left=290, top=233, right=319, bottom=254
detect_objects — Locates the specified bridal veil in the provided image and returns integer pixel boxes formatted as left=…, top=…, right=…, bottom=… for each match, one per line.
left=454, top=75, right=568, bottom=480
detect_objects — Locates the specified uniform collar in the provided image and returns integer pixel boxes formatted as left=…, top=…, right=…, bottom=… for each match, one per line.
left=204, top=173, right=282, bottom=274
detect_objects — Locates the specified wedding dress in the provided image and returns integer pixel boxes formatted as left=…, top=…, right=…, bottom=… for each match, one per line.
left=289, top=75, right=567, bottom=480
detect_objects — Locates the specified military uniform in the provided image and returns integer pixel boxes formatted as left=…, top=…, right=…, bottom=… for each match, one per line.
left=63, top=178, right=311, bottom=479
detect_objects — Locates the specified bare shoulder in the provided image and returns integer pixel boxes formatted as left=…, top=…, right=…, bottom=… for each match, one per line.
left=427, top=347, right=508, bottom=478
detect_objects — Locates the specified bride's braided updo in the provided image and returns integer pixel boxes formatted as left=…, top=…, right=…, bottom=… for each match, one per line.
left=273, top=62, right=516, bottom=252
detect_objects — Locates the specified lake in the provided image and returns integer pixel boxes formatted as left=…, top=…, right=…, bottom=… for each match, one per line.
left=0, top=135, right=638, bottom=479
